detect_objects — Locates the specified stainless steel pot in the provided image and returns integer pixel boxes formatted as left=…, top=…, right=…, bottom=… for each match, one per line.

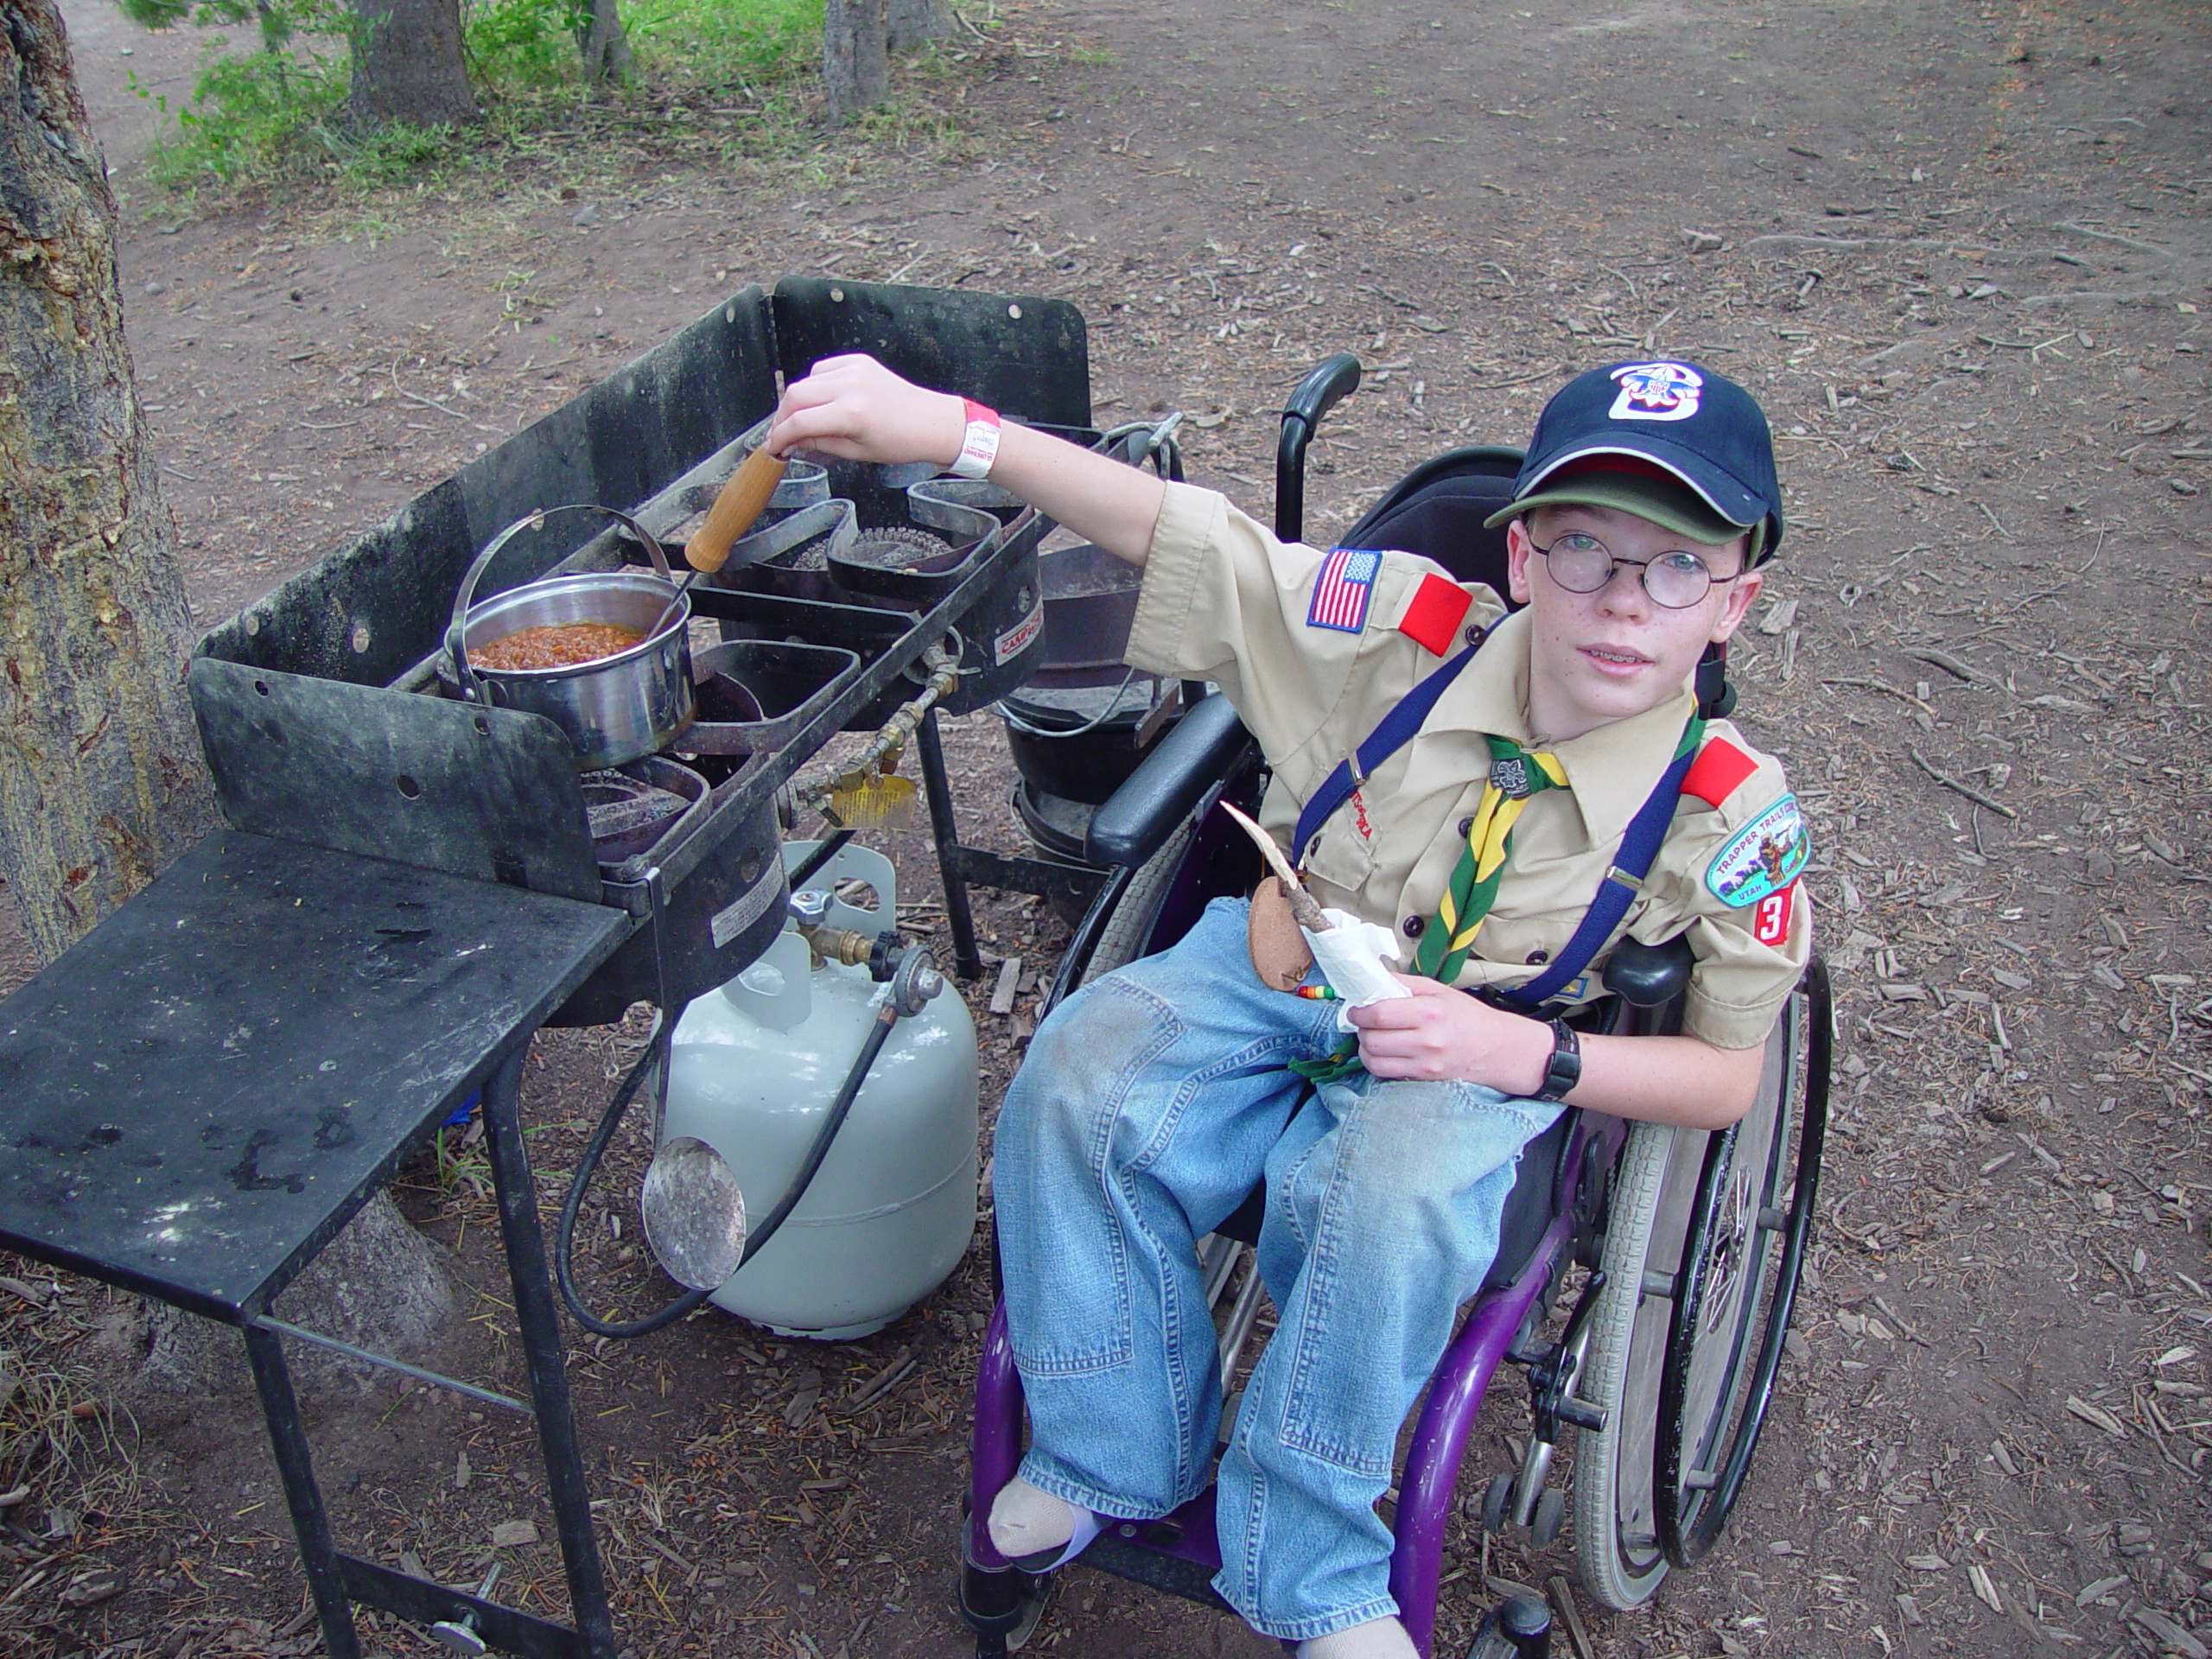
left=445, top=504, right=695, bottom=770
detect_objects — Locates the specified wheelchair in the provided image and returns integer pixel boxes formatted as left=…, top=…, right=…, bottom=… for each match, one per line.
left=958, top=355, right=1833, bottom=1658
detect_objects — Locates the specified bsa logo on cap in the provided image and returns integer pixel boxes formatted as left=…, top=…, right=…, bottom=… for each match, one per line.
left=1609, top=362, right=1703, bottom=423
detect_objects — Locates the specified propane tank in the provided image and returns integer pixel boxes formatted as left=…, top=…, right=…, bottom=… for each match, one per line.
left=660, top=842, right=979, bottom=1340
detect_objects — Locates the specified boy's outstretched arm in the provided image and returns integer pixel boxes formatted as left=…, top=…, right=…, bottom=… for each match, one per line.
left=1348, top=976, right=1766, bottom=1130
left=766, top=354, right=1168, bottom=567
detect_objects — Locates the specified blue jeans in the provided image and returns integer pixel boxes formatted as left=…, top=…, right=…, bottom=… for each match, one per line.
left=995, top=899, right=1562, bottom=1641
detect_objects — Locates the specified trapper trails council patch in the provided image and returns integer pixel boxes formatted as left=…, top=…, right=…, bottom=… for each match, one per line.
left=1705, top=794, right=1808, bottom=909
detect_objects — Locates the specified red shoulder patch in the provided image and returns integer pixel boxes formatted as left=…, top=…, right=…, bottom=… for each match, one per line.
left=1396, top=572, right=1473, bottom=656
left=1681, top=737, right=1758, bottom=808
left=1752, top=881, right=1796, bottom=947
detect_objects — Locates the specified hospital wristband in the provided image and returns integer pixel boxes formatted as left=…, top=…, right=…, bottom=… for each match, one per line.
left=950, top=398, right=1001, bottom=480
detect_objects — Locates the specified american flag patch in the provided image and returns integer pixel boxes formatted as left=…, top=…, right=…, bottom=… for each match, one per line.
left=1306, top=547, right=1382, bottom=633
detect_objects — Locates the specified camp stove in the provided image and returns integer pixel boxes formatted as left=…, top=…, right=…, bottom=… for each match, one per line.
left=186, top=277, right=1114, bottom=1021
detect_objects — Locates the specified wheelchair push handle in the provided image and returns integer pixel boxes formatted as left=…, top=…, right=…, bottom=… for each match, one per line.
left=1276, top=352, right=1363, bottom=544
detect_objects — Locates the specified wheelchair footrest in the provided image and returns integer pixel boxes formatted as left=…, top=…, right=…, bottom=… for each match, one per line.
left=1080, top=1529, right=1240, bottom=1614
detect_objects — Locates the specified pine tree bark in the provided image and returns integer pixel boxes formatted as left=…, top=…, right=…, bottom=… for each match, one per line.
left=887, top=0, right=950, bottom=55
left=4, top=0, right=456, bottom=1400
left=822, top=0, right=889, bottom=126
left=346, top=0, right=477, bottom=133
left=0, top=0, right=217, bottom=965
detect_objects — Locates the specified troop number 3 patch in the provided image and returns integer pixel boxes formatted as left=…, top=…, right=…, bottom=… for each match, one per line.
left=1706, top=794, right=1809, bottom=909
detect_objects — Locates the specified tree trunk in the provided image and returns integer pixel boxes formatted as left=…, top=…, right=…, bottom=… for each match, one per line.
left=574, top=0, right=634, bottom=85
left=3, top=0, right=457, bottom=1398
left=346, top=0, right=477, bottom=133
left=887, top=0, right=950, bottom=55
left=822, top=0, right=888, bottom=126
left=0, top=0, right=217, bottom=965
left=136, top=1184, right=461, bottom=1399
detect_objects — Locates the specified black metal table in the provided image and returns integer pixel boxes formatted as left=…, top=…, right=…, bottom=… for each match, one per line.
left=0, top=830, right=631, bottom=1659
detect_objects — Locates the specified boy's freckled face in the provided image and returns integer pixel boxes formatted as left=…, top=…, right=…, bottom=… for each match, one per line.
left=1505, top=503, right=1763, bottom=742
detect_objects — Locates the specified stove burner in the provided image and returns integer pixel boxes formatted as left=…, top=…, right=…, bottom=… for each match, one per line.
left=843, top=527, right=957, bottom=573
left=759, top=530, right=839, bottom=572
left=582, top=759, right=709, bottom=863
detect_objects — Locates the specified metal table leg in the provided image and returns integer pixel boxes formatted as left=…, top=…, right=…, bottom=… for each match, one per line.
left=919, top=709, right=986, bottom=979
left=480, top=1045, right=620, bottom=1659
left=243, top=1320, right=363, bottom=1659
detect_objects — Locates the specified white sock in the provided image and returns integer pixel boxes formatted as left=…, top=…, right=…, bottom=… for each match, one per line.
left=986, top=1476, right=1079, bottom=1560
left=1297, top=1617, right=1419, bottom=1659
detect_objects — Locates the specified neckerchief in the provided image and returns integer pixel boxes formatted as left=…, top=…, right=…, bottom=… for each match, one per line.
left=1410, top=737, right=1569, bottom=983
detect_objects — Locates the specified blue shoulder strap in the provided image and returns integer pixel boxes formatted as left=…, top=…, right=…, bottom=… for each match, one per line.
left=1497, top=736, right=1698, bottom=1010
left=1291, top=637, right=1483, bottom=865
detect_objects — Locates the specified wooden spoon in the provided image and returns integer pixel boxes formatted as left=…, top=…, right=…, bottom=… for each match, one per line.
left=651, top=445, right=789, bottom=634
left=686, top=443, right=789, bottom=575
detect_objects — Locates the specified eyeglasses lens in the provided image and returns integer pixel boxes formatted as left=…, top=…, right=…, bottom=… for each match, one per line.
left=1543, top=538, right=1712, bottom=608
left=1645, top=556, right=1711, bottom=608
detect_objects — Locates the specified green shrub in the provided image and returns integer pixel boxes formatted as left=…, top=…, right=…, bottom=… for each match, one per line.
left=122, top=0, right=986, bottom=198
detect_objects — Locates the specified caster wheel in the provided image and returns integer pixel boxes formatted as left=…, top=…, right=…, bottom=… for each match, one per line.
left=1533, top=1488, right=1567, bottom=1547
left=1482, top=1472, right=1515, bottom=1534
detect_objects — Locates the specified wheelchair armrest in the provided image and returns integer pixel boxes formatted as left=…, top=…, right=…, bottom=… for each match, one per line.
left=1084, top=692, right=1254, bottom=870
left=1602, top=933, right=1695, bottom=1008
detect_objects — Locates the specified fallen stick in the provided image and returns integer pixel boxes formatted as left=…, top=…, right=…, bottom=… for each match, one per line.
left=1909, top=747, right=2018, bottom=818
left=1821, top=676, right=1933, bottom=713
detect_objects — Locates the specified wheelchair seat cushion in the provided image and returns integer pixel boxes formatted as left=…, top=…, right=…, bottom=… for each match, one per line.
left=1481, top=1104, right=1575, bottom=1290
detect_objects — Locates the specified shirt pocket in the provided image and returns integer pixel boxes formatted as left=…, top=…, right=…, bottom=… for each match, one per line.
left=1298, top=810, right=1378, bottom=911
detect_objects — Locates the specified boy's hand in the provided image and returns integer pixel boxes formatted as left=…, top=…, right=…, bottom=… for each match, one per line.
left=765, top=352, right=1169, bottom=567
left=767, top=354, right=965, bottom=469
left=1346, top=974, right=1551, bottom=1094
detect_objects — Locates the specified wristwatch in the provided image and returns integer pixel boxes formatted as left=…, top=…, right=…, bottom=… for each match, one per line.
left=1534, top=1017, right=1582, bottom=1103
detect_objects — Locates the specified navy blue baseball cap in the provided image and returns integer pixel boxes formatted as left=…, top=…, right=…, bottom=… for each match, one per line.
left=1484, top=360, right=1785, bottom=563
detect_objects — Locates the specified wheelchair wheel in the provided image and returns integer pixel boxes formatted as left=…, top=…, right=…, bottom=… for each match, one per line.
left=1571, top=957, right=1829, bottom=1610
left=1084, top=821, right=1195, bottom=981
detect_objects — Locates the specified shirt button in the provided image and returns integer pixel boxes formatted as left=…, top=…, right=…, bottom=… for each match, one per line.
left=1526, top=949, right=1549, bottom=964
left=1402, top=915, right=1426, bottom=938
left=1457, top=816, right=1475, bottom=838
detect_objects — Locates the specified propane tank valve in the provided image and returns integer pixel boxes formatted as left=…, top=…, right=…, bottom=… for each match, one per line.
left=790, top=887, right=880, bottom=969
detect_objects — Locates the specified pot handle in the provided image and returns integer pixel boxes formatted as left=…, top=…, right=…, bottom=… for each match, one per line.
left=445, top=503, right=674, bottom=704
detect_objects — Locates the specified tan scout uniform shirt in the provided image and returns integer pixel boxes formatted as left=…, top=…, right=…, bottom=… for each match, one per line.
left=1124, top=481, right=1810, bottom=1051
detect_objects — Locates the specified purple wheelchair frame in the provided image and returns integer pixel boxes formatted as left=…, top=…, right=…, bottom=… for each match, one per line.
left=962, top=1103, right=1627, bottom=1657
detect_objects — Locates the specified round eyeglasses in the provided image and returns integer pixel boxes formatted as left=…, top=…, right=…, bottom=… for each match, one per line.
left=1533, top=531, right=1741, bottom=610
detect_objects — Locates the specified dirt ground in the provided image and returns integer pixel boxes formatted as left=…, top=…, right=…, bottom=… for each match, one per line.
left=4, top=1, right=2210, bottom=1656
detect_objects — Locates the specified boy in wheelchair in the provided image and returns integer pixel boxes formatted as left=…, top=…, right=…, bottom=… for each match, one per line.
left=769, top=357, right=1810, bottom=1657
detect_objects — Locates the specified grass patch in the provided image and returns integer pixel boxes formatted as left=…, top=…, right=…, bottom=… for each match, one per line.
left=123, top=0, right=1020, bottom=210
left=0, top=1262, right=148, bottom=1533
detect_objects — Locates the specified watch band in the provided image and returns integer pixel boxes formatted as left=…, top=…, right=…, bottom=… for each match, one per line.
left=950, top=397, right=1001, bottom=479
left=1535, top=1017, right=1582, bottom=1103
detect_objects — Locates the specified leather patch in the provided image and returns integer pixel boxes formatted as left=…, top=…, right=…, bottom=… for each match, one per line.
left=1396, top=572, right=1473, bottom=656
left=1681, top=736, right=1758, bottom=807
left=1248, top=876, right=1313, bottom=992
